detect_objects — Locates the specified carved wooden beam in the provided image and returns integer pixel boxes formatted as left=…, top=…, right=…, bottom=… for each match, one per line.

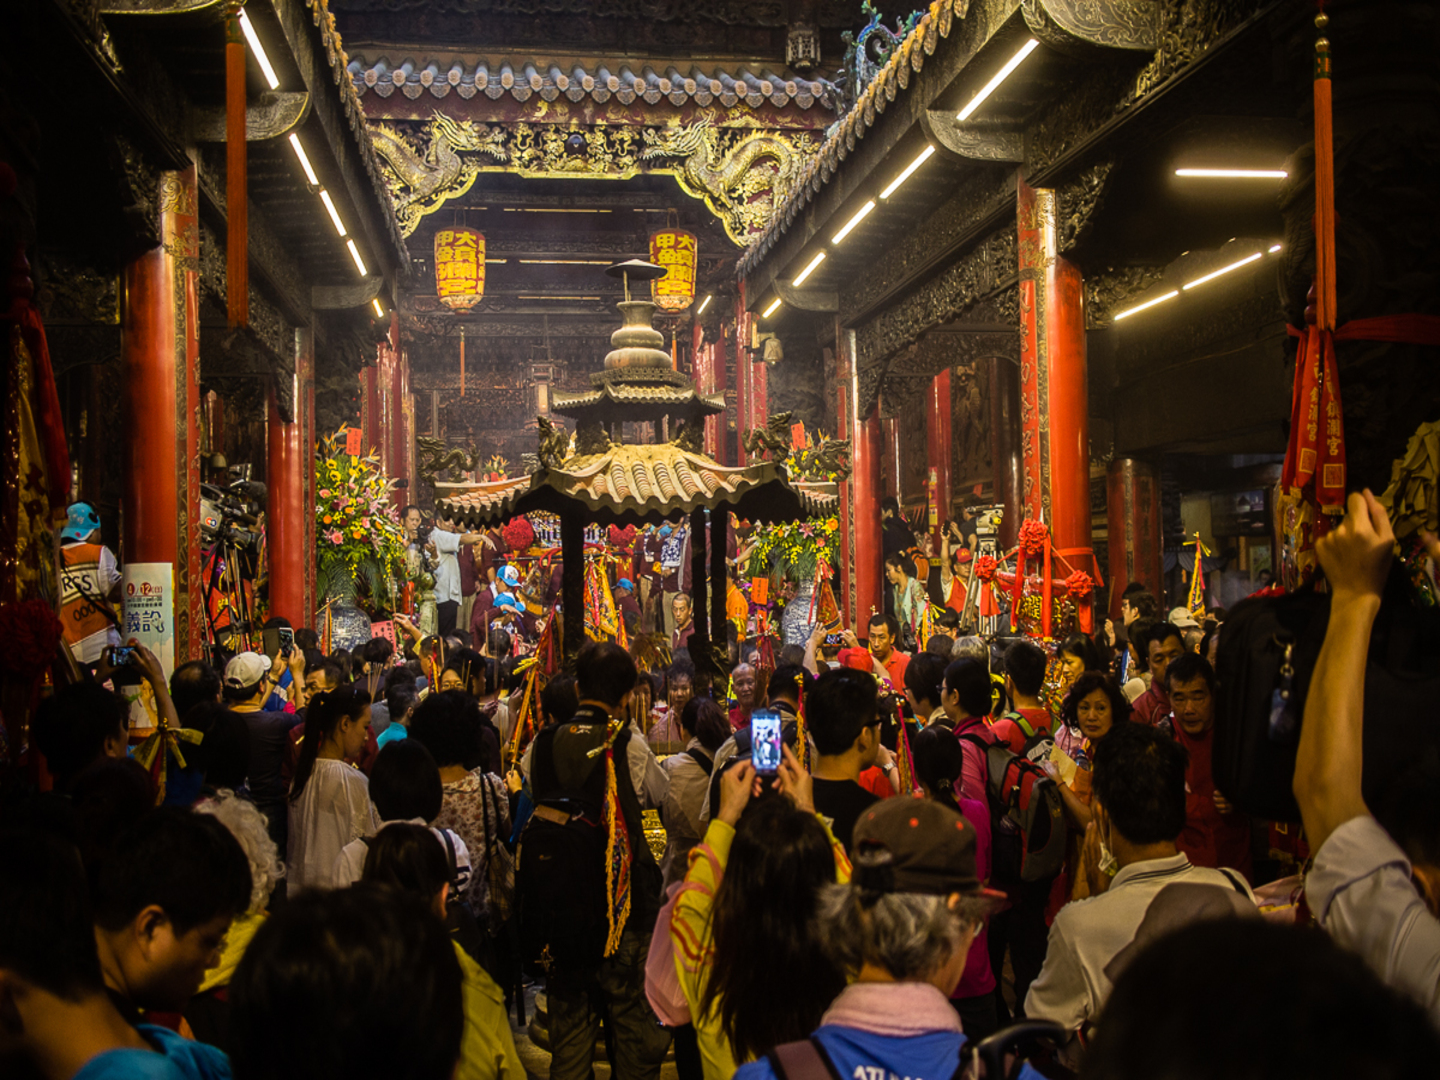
left=1022, top=0, right=1158, bottom=57
left=99, top=0, right=226, bottom=12
left=313, top=276, right=385, bottom=310
left=194, top=93, right=311, bottom=143
left=921, top=112, right=1024, bottom=164
left=773, top=280, right=838, bottom=312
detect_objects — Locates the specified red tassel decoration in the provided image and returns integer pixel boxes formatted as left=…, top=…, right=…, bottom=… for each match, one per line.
left=226, top=12, right=248, bottom=327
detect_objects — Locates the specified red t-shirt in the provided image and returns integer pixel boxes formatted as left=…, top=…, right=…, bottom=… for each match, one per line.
left=876, top=649, right=909, bottom=691
left=858, top=766, right=894, bottom=798
left=1131, top=683, right=1171, bottom=727
left=1174, top=722, right=1252, bottom=881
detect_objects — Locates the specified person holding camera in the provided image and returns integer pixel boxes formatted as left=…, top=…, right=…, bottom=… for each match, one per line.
left=428, top=517, right=486, bottom=638
left=1296, top=491, right=1440, bottom=1025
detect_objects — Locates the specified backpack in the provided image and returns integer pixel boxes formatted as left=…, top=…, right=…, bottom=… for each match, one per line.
left=516, top=719, right=618, bottom=970
left=516, top=800, right=610, bottom=969
left=958, top=733, right=1067, bottom=885
left=996, top=711, right=1056, bottom=762
left=1214, top=564, right=1440, bottom=822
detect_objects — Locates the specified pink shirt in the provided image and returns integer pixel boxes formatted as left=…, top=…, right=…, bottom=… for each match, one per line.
left=952, top=795, right=996, bottom=999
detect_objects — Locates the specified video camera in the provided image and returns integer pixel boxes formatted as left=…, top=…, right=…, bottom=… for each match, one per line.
left=200, top=479, right=267, bottom=549
left=970, top=504, right=1004, bottom=540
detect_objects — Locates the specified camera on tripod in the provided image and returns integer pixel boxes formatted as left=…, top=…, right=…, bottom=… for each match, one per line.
left=200, top=479, right=267, bottom=549
left=971, top=504, right=1004, bottom=539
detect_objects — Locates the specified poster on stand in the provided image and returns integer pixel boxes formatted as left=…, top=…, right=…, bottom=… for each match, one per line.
left=120, top=563, right=175, bottom=731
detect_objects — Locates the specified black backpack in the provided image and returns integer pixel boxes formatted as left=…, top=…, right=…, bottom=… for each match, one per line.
left=957, top=733, right=1067, bottom=885
left=1214, top=564, right=1440, bottom=822
left=516, top=719, right=620, bottom=970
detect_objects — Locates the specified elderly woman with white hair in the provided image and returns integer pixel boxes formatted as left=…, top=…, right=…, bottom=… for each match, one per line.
left=733, top=798, right=1005, bottom=1080
left=185, top=789, right=286, bottom=1048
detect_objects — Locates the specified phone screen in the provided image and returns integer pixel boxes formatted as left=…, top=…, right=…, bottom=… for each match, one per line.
left=278, top=627, right=295, bottom=656
left=750, top=710, right=782, bottom=776
left=108, top=645, right=135, bottom=666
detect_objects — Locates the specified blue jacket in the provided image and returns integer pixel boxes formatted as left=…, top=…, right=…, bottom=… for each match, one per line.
left=734, top=1024, right=966, bottom=1080
left=73, top=1024, right=231, bottom=1080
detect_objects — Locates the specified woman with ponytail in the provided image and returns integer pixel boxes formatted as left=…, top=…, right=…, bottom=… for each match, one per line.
left=287, top=685, right=380, bottom=894
left=911, top=725, right=998, bottom=1040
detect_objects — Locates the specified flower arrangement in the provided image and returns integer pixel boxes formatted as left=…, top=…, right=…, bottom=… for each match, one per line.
left=745, top=516, right=840, bottom=584
left=482, top=454, right=509, bottom=481
left=315, top=428, right=407, bottom=610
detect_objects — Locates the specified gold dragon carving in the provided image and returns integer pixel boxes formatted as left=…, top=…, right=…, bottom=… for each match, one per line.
left=368, top=112, right=819, bottom=244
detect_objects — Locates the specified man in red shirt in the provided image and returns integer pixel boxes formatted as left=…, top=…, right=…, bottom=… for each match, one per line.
left=1131, top=622, right=1184, bottom=727
left=1167, top=652, right=1252, bottom=880
left=727, top=662, right=756, bottom=730
left=991, top=640, right=1052, bottom=753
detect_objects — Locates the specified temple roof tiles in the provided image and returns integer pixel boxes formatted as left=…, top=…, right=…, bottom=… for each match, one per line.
left=737, top=0, right=962, bottom=276
left=551, top=382, right=726, bottom=416
left=435, top=443, right=836, bottom=528
left=347, top=53, right=832, bottom=110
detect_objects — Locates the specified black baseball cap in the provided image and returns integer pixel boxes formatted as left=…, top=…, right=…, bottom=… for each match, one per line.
left=852, top=796, right=1007, bottom=904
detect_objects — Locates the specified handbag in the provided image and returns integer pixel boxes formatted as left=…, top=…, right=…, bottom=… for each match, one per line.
left=479, top=773, right=517, bottom=924
left=1214, top=564, right=1440, bottom=822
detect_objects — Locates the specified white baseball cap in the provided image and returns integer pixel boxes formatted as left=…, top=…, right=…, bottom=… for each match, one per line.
left=224, top=651, right=270, bottom=690
left=1168, top=606, right=1201, bottom=630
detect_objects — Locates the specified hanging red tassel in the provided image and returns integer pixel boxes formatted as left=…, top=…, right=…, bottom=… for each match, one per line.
left=1313, top=12, right=1336, bottom=332
left=225, top=12, right=248, bottom=328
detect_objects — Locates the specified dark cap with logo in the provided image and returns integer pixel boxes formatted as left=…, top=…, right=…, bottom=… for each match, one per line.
left=851, top=796, right=1005, bottom=902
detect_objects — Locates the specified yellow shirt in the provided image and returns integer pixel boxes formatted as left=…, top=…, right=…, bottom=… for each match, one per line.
left=671, top=818, right=850, bottom=1080
left=453, top=941, right=525, bottom=1080
left=198, top=910, right=264, bottom=994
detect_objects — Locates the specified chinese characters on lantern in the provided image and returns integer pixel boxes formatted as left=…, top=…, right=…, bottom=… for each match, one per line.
left=434, top=227, right=485, bottom=311
left=649, top=228, right=697, bottom=311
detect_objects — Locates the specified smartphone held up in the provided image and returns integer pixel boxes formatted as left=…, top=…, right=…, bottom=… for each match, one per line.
left=750, top=710, right=782, bottom=776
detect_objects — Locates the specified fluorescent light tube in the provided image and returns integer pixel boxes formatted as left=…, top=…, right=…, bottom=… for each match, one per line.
left=880, top=145, right=935, bottom=199
left=762, top=297, right=782, bottom=318
left=832, top=200, right=875, bottom=244
left=238, top=7, right=281, bottom=91
left=1182, top=252, right=1262, bottom=290
left=1113, top=290, right=1179, bottom=321
left=318, top=189, right=346, bottom=237
left=1175, top=168, right=1288, bottom=179
left=346, top=239, right=367, bottom=276
left=288, top=134, right=318, bottom=185
left=793, top=251, right=827, bottom=286
left=957, top=38, right=1039, bottom=121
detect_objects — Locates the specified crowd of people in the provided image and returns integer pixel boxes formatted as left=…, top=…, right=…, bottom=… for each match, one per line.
left=4, top=492, right=1439, bottom=1080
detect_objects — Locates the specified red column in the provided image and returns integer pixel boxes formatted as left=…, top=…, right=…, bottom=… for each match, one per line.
left=752, top=351, right=769, bottom=434
left=360, top=365, right=380, bottom=456
left=1106, top=458, right=1162, bottom=617
left=856, top=411, right=883, bottom=624
left=736, top=300, right=751, bottom=464
left=1018, top=177, right=1093, bottom=571
left=121, top=228, right=179, bottom=573
left=267, top=375, right=305, bottom=628
left=836, top=361, right=853, bottom=625
left=927, top=368, right=952, bottom=544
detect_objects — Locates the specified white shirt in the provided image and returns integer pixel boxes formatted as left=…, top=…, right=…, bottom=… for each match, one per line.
left=431, top=528, right=462, bottom=604
left=1026, top=853, right=1255, bottom=1034
left=287, top=758, right=381, bottom=895
left=660, top=738, right=712, bottom=888
left=628, top=719, right=670, bottom=812
left=332, top=817, right=473, bottom=895
left=1306, top=814, right=1440, bottom=1025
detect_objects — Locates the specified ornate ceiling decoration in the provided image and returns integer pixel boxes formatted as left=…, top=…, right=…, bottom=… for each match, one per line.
left=370, top=114, right=821, bottom=244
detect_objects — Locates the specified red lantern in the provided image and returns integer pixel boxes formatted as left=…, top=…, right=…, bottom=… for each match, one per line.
left=649, top=228, right=697, bottom=312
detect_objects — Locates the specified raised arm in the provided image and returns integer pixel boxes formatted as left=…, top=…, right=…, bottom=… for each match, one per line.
left=1293, top=490, right=1393, bottom=850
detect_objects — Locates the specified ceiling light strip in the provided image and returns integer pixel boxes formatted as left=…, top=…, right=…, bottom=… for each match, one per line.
left=346, top=239, right=367, bottom=276
left=832, top=200, right=876, bottom=245
left=318, top=189, right=347, bottom=237
left=697, top=294, right=713, bottom=315
left=1182, top=251, right=1263, bottom=290
left=956, top=38, right=1039, bottom=121
left=762, top=297, right=782, bottom=318
left=792, top=251, right=827, bottom=286
left=238, top=7, right=280, bottom=91
left=1175, top=168, right=1288, bottom=178
left=1113, top=290, right=1179, bottom=321
left=880, top=144, right=935, bottom=199
left=288, top=134, right=318, bottom=185
left=371, top=299, right=385, bottom=318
